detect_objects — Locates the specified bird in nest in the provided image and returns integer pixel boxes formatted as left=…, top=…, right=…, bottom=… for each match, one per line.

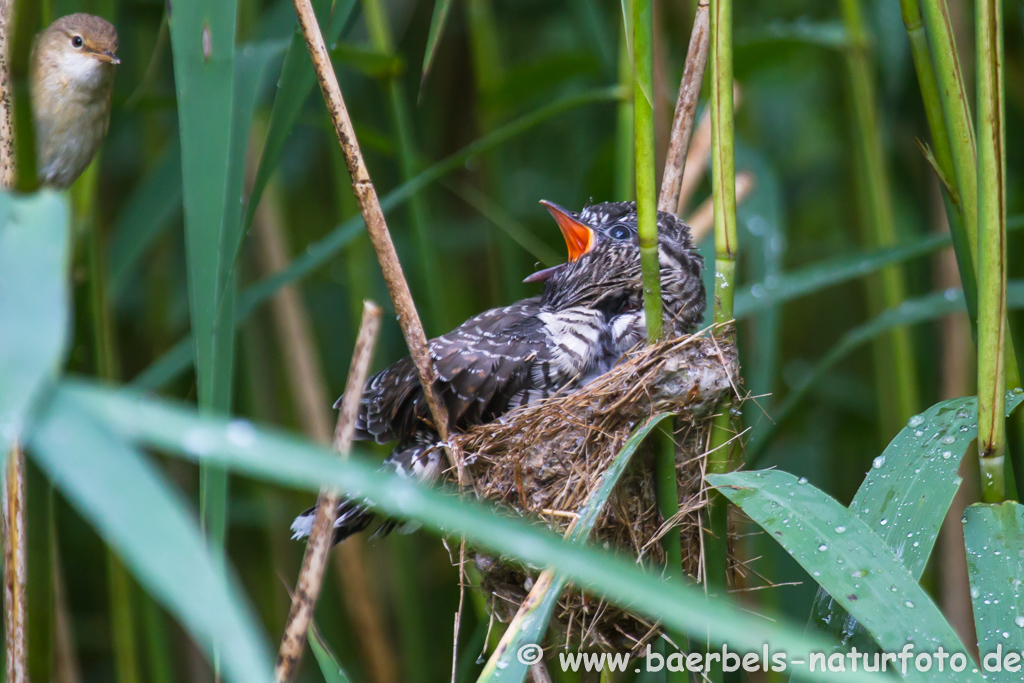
left=291, top=200, right=706, bottom=543
left=31, top=13, right=119, bottom=189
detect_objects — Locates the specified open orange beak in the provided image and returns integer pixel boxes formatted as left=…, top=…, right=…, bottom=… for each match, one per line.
left=540, top=200, right=594, bottom=262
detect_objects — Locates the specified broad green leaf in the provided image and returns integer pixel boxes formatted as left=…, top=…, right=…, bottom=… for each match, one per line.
left=57, top=379, right=882, bottom=683
left=308, top=625, right=353, bottom=683
left=421, top=0, right=455, bottom=89
left=710, top=470, right=980, bottom=683
left=168, top=0, right=240, bottom=629
left=809, top=393, right=1024, bottom=650
left=0, top=191, right=70, bottom=455
left=107, top=143, right=182, bottom=301
left=167, top=0, right=238, bottom=411
left=478, top=413, right=672, bottom=682
left=963, top=502, right=1024, bottom=681
left=130, top=86, right=624, bottom=390
left=28, top=392, right=274, bottom=683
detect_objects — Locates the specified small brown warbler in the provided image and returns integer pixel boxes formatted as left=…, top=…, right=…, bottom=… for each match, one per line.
left=31, top=13, right=119, bottom=189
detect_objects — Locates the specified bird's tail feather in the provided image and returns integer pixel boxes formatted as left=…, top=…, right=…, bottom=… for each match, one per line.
left=290, top=499, right=378, bottom=546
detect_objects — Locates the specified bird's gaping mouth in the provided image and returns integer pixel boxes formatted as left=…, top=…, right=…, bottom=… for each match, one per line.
left=539, top=200, right=594, bottom=261
left=524, top=200, right=595, bottom=283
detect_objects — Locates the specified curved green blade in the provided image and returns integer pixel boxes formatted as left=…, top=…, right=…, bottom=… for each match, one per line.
left=52, top=379, right=883, bottom=683
left=710, top=469, right=981, bottom=683
left=0, top=191, right=69, bottom=454
left=808, top=393, right=1024, bottom=651
left=28, top=394, right=274, bottom=683
left=421, top=0, right=455, bottom=91
left=963, top=502, right=1024, bottom=682
left=308, top=624, right=353, bottom=683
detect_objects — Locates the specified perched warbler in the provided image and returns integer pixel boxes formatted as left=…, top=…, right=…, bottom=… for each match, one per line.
left=31, top=13, right=119, bottom=189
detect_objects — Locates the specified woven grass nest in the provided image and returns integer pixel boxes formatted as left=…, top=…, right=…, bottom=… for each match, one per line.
left=451, top=326, right=739, bottom=654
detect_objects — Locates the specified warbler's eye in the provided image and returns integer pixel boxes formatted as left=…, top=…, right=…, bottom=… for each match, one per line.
left=71, top=36, right=83, bottom=49
left=609, top=225, right=631, bottom=240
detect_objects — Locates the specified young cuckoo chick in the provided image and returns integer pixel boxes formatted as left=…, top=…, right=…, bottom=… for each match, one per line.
left=31, top=13, right=119, bottom=189
left=292, top=201, right=705, bottom=544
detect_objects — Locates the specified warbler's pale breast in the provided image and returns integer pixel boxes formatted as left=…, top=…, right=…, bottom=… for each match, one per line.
left=31, top=14, right=119, bottom=189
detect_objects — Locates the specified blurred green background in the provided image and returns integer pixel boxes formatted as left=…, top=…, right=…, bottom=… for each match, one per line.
left=19, top=0, right=1024, bottom=680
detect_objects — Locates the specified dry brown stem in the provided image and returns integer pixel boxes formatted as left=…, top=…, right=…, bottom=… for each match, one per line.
left=3, top=441, right=27, bottom=683
left=288, top=0, right=459, bottom=477
left=0, top=0, right=14, bottom=187
left=274, top=302, right=383, bottom=683
left=658, top=0, right=710, bottom=213
left=251, top=169, right=397, bottom=683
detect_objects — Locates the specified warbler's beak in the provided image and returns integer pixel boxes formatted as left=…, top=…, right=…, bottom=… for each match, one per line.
left=91, top=50, right=120, bottom=65
left=540, top=200, right=594, bottom=262
left=522, top=264, right=565, bottom=283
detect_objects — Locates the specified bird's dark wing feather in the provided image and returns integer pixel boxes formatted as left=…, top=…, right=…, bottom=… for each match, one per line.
left=353, top=297, right=547, bottom=442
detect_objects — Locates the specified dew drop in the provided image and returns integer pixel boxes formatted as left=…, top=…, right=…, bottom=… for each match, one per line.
left=872, top=456, right=885, bottom=469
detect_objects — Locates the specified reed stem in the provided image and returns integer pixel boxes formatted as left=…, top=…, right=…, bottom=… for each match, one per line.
left=615, top=28, right=634, bottom=202
left=3, top=441, right=27, bottom=683
left=634, top=0, right=663, bottom=342
left=920, top=0, right=977, bottom=263
left=289, top=0, right=457, bottom=474
left=898, top=0, right=978, bottom=324
left=659, top=0, right=710, bottom=214
left=841, top=0, right=920, bottom=434
left=976, top=0, right=1007, bottom=503
left=274, top=302, right=382, bottom=683
left=0, top=0, right=13, bottom=187
left=705, top=0, right=738, bottom=677
left=1, top=6, right=27, bottom=677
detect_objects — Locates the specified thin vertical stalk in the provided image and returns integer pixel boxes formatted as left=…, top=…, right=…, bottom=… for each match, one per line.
left=275, top=302, right=382, bottom=683
left=1, top=2, right=26, bottom=676
left=251, top=155, right=397, bottom=683
left=918, top=0, right=1024, bottom=493
left=920, top=0, right=978, bottom=262
left=633, top=0, right=663, bottom=342
left=3, top=442, right=27, bottom=683
left=655, top=426, right=688, bottom=670
left=289, top=0, right=455, bottom=470
left=841, top=0, right=920, bottom=434
left=899, top=0, right=978, bottom=323
left=658, top=0, right=710, bottom=213
left=614, top=28, right=634, bottom=202
left=709, top=0, right=736, bottom=331
left=900, top=0, right=955, bottom=186
left=976, top=0, right=1007, bottom=503
left=0, top=0, right=13, bottom=188
left=704, top=0, right=738, bottom=679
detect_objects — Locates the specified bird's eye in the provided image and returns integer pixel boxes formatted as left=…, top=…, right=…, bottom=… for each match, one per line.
left=71, top=36, right=83, bottom=49
left=609, top=225, right=631, bottom=240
